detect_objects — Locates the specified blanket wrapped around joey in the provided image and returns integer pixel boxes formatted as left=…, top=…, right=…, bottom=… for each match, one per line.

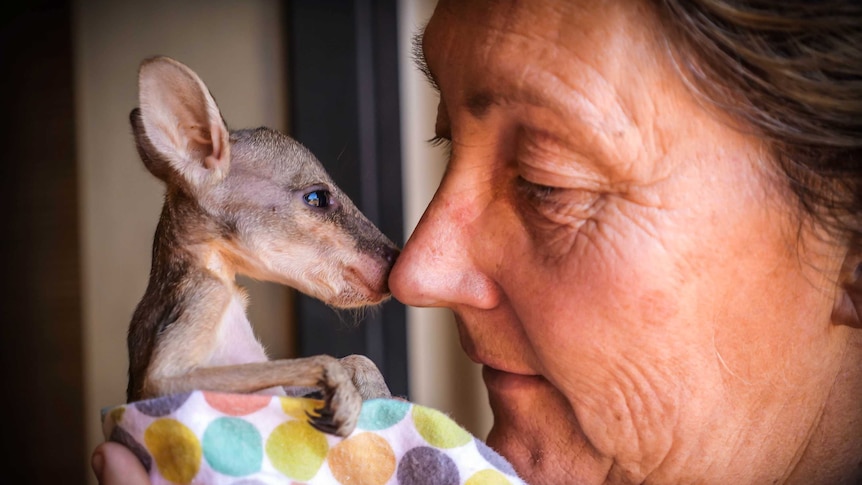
left=101, top=390, right=527, bottom=485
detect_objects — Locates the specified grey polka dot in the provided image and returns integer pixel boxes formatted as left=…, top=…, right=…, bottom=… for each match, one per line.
left=397, top=446, right=459, bottom=485
left=475, top=438, right=518, bottom=477
left=109, top=426, right=152, bottom=472
left=134, top=392, right=191, bottom=417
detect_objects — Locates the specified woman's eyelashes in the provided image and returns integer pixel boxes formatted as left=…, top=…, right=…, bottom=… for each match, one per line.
left=427, top=134, right=451, bottom=148
left=427, top=134, right=453, bottom=159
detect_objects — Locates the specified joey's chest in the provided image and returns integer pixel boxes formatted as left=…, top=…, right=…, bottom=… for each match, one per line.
left=205, top=294, right=270, bottom=366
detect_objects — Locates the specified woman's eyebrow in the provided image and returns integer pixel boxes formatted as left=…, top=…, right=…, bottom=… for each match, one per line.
left=411, top=26, right=439, bottom=92
left=411, top=23, right=494, bottom=119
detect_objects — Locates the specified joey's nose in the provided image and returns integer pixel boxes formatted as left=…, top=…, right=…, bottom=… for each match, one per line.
left=378, top=245, right=400, bottom=266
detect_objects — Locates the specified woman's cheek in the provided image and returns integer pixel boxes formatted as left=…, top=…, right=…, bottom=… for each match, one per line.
left=512, top=204, right=704, bottom=415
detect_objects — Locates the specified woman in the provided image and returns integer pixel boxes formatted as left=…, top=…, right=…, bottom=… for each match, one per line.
left=94, top=0, right=862, bottom=483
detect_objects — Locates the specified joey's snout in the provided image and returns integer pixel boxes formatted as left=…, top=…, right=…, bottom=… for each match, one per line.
left=335, top=239, right=400, bottom=309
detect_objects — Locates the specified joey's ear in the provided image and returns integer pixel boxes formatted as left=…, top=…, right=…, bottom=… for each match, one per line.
left=832, top=247, right=862, bottom=329
left=133, top=56, right=230, bottom=188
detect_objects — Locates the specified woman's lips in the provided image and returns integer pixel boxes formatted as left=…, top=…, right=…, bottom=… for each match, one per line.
left=462, top=343, right=538, bottom=378
left=453, top=314, right=539, bottom=376
left=462, top=343, right=540, bottom=380
left=482, top=365, right=546, bottom=393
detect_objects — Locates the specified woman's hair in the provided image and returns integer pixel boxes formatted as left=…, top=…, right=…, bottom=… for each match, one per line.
left=655, top=0, right=862, bottom=248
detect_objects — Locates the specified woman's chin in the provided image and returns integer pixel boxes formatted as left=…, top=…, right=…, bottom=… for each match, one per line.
left=482, top=366, right=609, bottom=484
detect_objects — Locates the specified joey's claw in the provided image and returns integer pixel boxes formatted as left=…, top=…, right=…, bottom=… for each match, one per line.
left=306, top=400, right=337, bottom=433
left=308, top=363, right=362, bottom=437
left=308, top=409, right=339, bottom=435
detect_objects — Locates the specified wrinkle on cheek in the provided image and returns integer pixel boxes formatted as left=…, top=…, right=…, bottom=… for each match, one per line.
left=567, top=205, right=644, bottom=277
left=524, top=205, right=691, bottom=465
left=535, top=219, right=592, bottom=265
left=522, top=195, right=603, bottom=266
left=529, top=194, right=666, bottom=274
left=562, top=351, right=682, bottom=482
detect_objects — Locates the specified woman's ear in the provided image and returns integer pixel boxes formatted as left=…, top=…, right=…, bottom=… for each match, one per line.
left=832, top=247, right=862, bottom=329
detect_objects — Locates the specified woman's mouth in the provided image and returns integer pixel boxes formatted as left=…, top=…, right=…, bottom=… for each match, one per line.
left=482, top=365, right=546, bottom=393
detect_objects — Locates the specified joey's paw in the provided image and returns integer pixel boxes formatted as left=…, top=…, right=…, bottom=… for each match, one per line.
left=339, top=354, right=392, bottom=400
left=307, top=362, right=362, bottom=437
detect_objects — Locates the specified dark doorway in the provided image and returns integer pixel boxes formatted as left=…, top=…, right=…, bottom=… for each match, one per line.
left=286, top=0, right=409, bottom=397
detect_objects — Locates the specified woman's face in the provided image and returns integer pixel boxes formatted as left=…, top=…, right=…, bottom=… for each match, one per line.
left=389, top=0, right=847, bottom=483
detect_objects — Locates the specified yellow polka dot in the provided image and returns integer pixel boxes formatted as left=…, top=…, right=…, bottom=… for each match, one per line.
left=466, top=469, right=513, bottom=485
left=279, top=396, right=325, bottom=421
left=109, top=406, right=125, bottom=425
left=144, top=418, right=201, bottom=484
left=328, top=432, right=395, bottom=484
left=266, top=420, right=328, bottom=480
left=412, top=405, right=472, bottom=449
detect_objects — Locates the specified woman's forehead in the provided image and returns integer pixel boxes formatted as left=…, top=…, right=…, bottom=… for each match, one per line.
left=420, top=0, right=677, bottom=180
left=421, top=0, right=664, bottom=96
left=424, top=0, right=655, bottom=51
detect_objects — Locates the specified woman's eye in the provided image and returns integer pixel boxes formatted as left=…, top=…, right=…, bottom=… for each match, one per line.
left=517, top=177, right=558, bottom=201
left=516, top=176, right=602, bottom=222
left=303, top=190, right=331, bottom=208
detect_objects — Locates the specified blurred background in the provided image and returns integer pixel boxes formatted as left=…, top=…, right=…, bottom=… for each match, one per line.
left=0, top=0, right=492, bottom=483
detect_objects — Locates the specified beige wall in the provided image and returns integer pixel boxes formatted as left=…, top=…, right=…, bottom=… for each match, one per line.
left=75, top=0, right=491, bottom=479
left=73, top=1, right=290, bottom=480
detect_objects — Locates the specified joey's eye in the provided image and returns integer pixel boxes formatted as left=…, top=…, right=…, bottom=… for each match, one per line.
left=303, top=190, right=331, bottom=208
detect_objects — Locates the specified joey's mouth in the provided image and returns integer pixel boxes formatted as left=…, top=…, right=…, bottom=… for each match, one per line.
left=302, top=242, right=398, bottom=309
left=334, top=262, right=392, bottom=308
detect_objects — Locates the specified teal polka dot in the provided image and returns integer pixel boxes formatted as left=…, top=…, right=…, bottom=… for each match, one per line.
left=202, top=417, right=263, bottom=477
left=358, top=399, right=411, bottom=431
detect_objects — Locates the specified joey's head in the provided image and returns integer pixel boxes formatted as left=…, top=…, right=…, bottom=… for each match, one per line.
left=217, top=128, right=400, bottom=307
left=131, top=55, right=399, bottom=308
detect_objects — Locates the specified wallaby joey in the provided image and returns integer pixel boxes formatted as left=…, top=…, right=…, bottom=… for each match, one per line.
left=125, top=56, right=398, bottom=437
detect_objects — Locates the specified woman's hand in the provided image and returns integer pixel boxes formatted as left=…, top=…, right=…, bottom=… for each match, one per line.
left=91, top=442, right=150, bottom=485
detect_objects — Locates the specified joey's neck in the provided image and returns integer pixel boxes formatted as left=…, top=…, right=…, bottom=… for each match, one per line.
left=128, top=193, right=240, bottom=401
left=150, top=191, right=237, bottom=285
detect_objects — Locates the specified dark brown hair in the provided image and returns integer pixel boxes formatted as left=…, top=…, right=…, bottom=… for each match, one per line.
left=656, top=0, right=862, bottom=247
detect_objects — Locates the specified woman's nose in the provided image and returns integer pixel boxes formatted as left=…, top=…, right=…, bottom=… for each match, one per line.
left=389, top=172, right=500, bottom=310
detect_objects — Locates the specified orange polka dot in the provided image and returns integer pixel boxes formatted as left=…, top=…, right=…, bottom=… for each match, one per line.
left=328, top=432, right=396, bottom=484
left=204, top=391, right=271, bottom=416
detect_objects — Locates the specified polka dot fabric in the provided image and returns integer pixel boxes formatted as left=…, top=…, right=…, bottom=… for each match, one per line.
left=101, top=391, right=527, bottom=485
